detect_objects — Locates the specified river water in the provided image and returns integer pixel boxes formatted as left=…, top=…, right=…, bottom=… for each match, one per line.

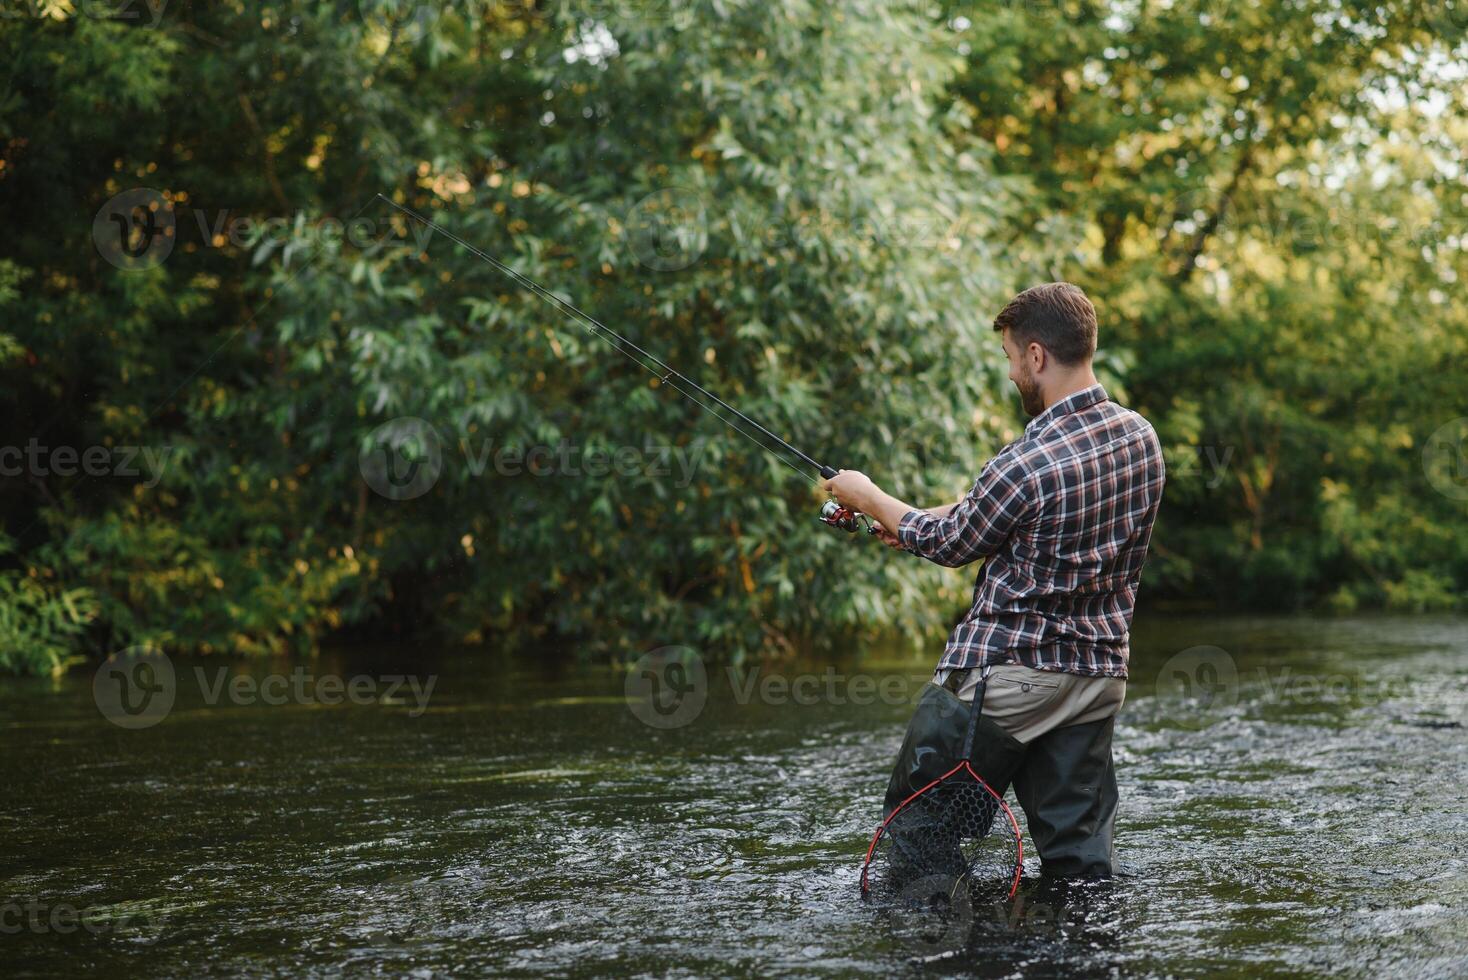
left=3, top=615, right=1466, bottom=977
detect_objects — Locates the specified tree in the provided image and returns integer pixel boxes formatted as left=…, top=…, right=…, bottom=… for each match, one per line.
left=0, top=1, right=1027, bottom=672
left=942, top=0, right=1468, bottom=608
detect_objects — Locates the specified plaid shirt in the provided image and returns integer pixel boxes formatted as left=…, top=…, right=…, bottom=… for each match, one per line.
left=897, top=384, right=1164, bottom=678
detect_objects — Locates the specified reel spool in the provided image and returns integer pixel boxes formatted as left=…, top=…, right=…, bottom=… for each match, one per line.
left=820, top=499, right=915, bottom=554
left=820, top=499, right=875, bottom=534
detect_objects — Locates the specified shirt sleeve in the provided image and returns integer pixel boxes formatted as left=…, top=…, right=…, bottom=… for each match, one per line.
left=897, top=455, right=1033, bottom=567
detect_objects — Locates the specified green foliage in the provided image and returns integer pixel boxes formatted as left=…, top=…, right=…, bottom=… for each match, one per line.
left=943, top=0, right=1468, bottom=610
left=0, top=536, right=99, bottom=675
left=0, top=1, right=1021, bottom=668
left=0, top=1, right=1464, bottom=674
left=0, top=573, right=98, bottom=676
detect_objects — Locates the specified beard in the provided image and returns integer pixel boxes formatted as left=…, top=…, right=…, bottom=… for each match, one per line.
left=1015, top=367, right=1045, bottom=417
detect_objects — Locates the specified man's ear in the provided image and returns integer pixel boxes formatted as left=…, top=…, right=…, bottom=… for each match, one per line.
left=1027, top=341, right=1047, bottom=374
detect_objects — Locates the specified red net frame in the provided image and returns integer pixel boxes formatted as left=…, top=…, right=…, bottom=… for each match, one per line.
left=860, top=676, right=1024, bottom=902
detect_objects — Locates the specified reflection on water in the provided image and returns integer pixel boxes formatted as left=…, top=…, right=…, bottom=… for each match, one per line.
left=2, top=615, right=1466, bottom=976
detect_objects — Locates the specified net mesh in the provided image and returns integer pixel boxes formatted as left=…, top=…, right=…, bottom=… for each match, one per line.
left=861, top=763, right=1020, bottom=902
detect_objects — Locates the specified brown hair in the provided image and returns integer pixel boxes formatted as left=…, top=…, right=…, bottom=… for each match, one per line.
left=992, top=282, right=1097, bottom=366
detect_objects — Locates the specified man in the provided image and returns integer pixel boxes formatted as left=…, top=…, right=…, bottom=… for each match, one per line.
left=823, top=282, right=1164, bottom=877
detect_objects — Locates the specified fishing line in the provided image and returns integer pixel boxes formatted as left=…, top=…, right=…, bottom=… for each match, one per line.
left=375, top=194, right=831, bottom=486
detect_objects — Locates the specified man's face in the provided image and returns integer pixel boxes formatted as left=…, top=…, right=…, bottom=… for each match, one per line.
left=1001, top=329, right=1045, bottom=417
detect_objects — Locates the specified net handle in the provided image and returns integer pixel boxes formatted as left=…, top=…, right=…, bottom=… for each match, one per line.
left=960, top=670, right=989, bottom=761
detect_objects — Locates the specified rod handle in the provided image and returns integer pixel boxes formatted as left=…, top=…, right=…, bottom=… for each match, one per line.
left=819, top=465, right=837, bottom=480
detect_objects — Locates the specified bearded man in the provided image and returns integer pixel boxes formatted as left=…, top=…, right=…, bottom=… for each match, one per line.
left=823, top=282, right=1166, bottom=877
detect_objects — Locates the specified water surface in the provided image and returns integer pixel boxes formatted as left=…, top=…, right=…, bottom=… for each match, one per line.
left=3, top=615, right=1465, bottom=976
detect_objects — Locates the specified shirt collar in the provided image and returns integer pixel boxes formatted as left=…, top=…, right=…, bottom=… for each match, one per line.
left=1024, top=383, right=1109, bottom=436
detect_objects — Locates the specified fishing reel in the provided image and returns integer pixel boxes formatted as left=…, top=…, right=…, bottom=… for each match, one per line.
left=819, top=499, right=877, bottom=535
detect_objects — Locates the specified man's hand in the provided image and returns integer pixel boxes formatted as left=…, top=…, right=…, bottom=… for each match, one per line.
left=820, top=469, right=880, bottom=514
left=869, top=521, right=904, bottom=549
left=820, top=469, right=920, bottom=552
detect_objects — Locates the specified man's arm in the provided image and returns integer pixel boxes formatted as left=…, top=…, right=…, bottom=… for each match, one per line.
left=818, top=475, right=959, bottom=534
left=818, top=476, right=920, bottom=546
left=822, top=462, right=1030, bottom=567
left=868, top=501, right=956, bottom=548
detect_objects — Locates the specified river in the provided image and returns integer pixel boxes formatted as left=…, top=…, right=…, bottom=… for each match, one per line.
left=3, top=614, right=1465, bottom=977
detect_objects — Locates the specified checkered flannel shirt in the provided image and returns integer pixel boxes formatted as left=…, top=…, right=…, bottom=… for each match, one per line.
left=897, top=384, right=1165, bottom=678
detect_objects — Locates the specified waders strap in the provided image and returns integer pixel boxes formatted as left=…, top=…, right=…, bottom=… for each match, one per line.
left=960, top=666, right=992, bottom=761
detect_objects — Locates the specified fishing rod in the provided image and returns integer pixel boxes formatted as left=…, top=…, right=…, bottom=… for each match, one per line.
left=375, top=193, right=878, bottom=536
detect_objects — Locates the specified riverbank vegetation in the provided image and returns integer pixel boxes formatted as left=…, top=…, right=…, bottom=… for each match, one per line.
left=2, top=1, right=1464, bottom=674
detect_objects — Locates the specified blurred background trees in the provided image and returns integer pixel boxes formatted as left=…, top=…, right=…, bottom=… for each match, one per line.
left=942, top=0, right=1468, bottom=610
left=0, top=0, right=1464, bottom=674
